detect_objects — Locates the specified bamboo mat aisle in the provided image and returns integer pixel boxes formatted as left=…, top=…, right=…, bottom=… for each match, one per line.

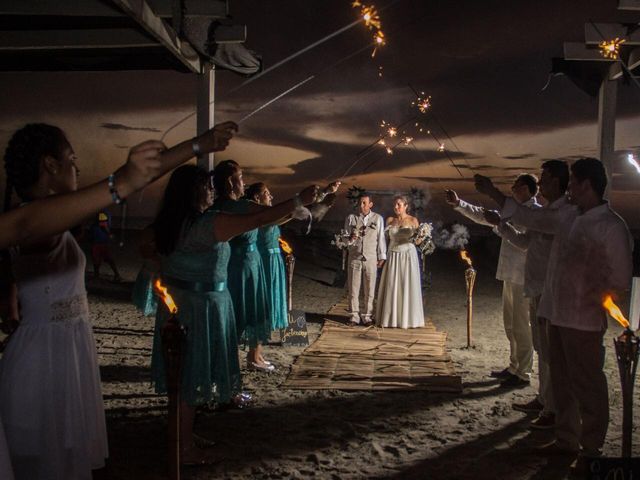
left=284, top=299, right=462, bottom=393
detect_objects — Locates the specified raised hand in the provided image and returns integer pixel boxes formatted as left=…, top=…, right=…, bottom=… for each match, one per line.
left=118, top=140, right=166, bottom=190
left=325, top=181, right=341, bottom=194
left=474, top=174, right=495, bottom=195
left=298, top=185, right=320, bottom=205
left=445, top=189, right=460, bottom=206
left=196, top=121, right=238, bottom=153
left=483, top=209, right=501, bottom=226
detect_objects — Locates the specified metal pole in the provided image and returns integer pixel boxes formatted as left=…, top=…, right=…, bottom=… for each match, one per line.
left=597, top=65, right=618, bottom=199
left=197, top=62, right=216, bottom=171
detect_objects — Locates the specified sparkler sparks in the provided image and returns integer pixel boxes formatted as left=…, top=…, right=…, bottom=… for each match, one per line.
left=599, top=37, right=626, bottom=60
left=412, top=92, right=432, bottom=113
left=352, top=1, right=386, bottom=57
left=403, top=136, right=413, bottom=145
left=628, top=154, right=640, bottom=175
left=437, top=143, right=446, bottom=152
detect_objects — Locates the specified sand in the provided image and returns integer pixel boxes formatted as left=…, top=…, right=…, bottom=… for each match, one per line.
left=77, top=235, right=640, bottom=480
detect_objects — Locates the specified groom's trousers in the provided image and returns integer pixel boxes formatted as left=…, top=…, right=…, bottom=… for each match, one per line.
left=347, top=255, right=378, bottom=321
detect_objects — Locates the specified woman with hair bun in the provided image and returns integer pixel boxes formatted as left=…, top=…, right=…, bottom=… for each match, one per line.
left=376, top=194, right=425, bottom=329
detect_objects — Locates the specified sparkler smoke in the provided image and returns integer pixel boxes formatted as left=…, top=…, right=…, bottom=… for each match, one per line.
left=628, top=154, right=640, bottom=175
left=432, top=223, right=470, bottom=250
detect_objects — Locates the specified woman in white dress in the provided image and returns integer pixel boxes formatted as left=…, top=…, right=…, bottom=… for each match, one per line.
left=0, top=122, right=236, bottom=479
left=376, top=195, right=425, bottom=329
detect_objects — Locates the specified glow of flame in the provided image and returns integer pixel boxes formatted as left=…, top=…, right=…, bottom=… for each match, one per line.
left=279, top=237, right=293, bottom=255
left=460, top=250, right=472, bottom=267
left=155, top=279, right=178, bottom=314
left=599, top=37, right=626, bottom=60
left=628, top=154, right=640, bottom=175
left=603, top=295, right=630, bottom=328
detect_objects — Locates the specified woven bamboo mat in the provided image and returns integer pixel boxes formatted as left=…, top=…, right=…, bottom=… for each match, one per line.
left=284, top=312, right=462, bottom=393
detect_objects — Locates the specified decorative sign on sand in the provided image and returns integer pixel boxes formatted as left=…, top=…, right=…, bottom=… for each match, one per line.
left=281, top=310, right=309, bottom=346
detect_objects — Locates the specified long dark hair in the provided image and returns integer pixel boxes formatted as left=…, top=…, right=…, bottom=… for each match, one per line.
left=212, top=159, right=239, bottom=200
left=152, top=164, right=211, bottom=256
left=244, top=182, right=266, bottom=202
left=4, top=123, right=69, bottom=210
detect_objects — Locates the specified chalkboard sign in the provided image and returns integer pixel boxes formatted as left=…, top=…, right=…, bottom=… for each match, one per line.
left=281, top=310, right=309, bottom=346
left=587, top=457, right=640, bottom=479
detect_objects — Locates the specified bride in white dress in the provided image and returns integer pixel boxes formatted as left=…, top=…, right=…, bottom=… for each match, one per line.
left=375, top=195, right=425, bottom=329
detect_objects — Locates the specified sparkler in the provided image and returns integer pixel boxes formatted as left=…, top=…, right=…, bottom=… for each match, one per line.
left=352, top=1, right=386, bottom=57
left=411, top=92, right=432, bottom=114
left=599, top=37, right=626, bottom=60
left=628, top=154, right=640, bottom=175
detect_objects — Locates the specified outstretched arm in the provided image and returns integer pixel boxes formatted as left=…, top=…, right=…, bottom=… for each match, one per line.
left=214, top=186, right=319, bottom=242
left=0, top=122, right=237, bottom=249
left=474, top=174, right=507, bottom=208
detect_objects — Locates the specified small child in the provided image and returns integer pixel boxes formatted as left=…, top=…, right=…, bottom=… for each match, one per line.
left=89, top=210, right=122, bottom=282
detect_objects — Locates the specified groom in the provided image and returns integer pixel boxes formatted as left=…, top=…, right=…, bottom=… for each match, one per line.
left=344, top=193, right=387, bottom=326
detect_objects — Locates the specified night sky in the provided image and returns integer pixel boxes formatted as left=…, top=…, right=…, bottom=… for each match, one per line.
left=0, top=0, right=639, bottom=228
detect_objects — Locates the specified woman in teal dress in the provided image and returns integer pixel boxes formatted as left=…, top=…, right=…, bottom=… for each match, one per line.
left=131, top=228, right=160, bottom=316
left=245, top=183, right=288, bottom=332
left=150, top=164, right=319, bottom=464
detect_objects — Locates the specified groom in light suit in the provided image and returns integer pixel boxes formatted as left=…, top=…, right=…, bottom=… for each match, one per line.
left=344, top=193, right=387, bottom=326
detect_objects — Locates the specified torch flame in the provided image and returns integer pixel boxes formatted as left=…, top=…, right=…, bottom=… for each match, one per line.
left=603, top=295, right=630, bottom=329
left=279, top=237, right=293, bottom=255
left=155, top=279, right=178, bottom=314
left=460, top=250, right=473, bottom=267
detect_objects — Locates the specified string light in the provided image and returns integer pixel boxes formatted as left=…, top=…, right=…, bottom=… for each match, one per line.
left=599, top=37, right=626, bottom=60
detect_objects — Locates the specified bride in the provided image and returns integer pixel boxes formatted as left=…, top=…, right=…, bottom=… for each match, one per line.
left=375, top=195, right=425, bottom=328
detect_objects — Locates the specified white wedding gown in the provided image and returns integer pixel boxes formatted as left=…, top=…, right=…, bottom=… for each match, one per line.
left=376, top=226, right=425, bottom=328
left=0, top=232, right=108, bottom=480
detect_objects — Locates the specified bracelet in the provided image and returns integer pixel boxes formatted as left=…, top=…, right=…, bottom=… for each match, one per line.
left=192, top=138, right=201, bottom=157
left=293, top=194, right=303, bottom=209
left=107, top=174, right=123, bottom=205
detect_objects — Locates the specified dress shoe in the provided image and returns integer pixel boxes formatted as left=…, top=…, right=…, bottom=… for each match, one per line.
left=347, top=320, right=360, bottom=327
left=361, top=319, right=373, bottom=327
left=513, top=398, right=544, bottom=413
left=490, top=367, right=512, bottom=379
left=530, top=412, right=555, bottom=430
left=534, top=440, right=579, bottom=457
left=500, top=374, right=530, bottom=388
left=247, top=361, right=275, bottom=373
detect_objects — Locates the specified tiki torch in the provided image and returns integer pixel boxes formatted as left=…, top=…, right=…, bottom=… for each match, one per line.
left=460, top=250, right=476, bottom=348
left=603, top=295, right=639, bottom=458
left=155, top=279, right=185, bottom=480
left=279, top=237, right=295, bottom=312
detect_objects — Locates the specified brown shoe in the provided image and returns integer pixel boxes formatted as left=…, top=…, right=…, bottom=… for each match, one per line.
left=530, top=413, right=555, bottom=430
left=513, top=398, right=544, bottom=413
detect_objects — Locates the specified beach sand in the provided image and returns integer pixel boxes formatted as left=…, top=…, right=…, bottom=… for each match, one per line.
left=77, top=229, right=640, bottom=480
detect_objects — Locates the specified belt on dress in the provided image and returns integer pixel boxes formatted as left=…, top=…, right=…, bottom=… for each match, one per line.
left=267, top=248, right=280, bottom=254
left=162, top=275, right=226, bottom=293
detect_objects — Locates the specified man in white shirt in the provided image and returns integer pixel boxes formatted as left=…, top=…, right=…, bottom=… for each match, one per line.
left=446, top=174, right=539, bottom=388
left=491, top=160, right=569, bottom=430
left=496, top=158, right=633, bottom=467
left=344, top=194, right=387, bottom=326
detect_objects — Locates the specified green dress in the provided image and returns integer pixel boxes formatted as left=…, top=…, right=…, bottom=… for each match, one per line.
left=214, top=198, right=270, bottom=347
left=258, top=225, right=289, bottom=330
left=150, top=209, right=241, bottom=406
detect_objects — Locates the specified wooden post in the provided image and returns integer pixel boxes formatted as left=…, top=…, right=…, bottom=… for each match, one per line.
left=162, top=314, right=185, bottom=480
left=197, top=62, right=216, bottom=171
left=597, top=65, right=618, bottom=198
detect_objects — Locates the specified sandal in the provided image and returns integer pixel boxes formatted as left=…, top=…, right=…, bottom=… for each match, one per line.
left=180, top=444, right=223, bottom=466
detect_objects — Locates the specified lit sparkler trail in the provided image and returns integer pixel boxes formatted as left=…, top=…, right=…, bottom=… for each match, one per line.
left=599, top=37, right=626, bottom=60
left=628, top=154, right=640, bottom=175
left=236, top=75, right=315, bottom=125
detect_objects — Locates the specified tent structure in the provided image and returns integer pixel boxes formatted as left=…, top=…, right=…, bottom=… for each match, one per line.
left=0, top=0, right=261, bottom=170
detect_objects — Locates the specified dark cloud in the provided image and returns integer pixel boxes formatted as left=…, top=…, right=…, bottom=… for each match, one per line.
left=100, top=123, right=161, bottom=132
left=502, top=154, right=537, bottom=160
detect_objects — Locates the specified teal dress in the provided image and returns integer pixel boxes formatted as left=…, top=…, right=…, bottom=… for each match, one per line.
left=258, top=225, right=289, bottom=330
left=150, top=210, right=241, bottom=406
left=131, top=262, right=158, bottom=316
left=214, top=198, right=270, bottom=347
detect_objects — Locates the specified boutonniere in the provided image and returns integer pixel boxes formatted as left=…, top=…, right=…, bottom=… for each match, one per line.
left=369, top=222, right=377, bottom=229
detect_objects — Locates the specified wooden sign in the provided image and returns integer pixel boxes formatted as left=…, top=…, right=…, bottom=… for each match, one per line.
left=282, top=310, right=309, bottom=346
left=587, top=457, right=640, bottom=479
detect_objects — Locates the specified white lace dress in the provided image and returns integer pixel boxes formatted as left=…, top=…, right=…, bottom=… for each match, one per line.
left=0, top=232, right=108, bottom=480
left=375, top=226, right=425, bottom=328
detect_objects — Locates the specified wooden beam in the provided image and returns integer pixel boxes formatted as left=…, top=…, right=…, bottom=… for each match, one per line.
left=609, top=47, right=640, bottom=79
left=109, top=0, right=201, bottom=73
left=564, top=42, right=615, bottom=61
left=598, top=64, right=618, bottom=198
left=0, top=0, right=227, bottom=18
left=0, top=29, right=158, bottom=50
left=618, top=0, right=640, bottom=11
left=585, top=22, right=640, bottom=46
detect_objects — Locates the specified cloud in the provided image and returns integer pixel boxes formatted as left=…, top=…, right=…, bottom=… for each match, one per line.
left=100, top=123, right=161, bottom=133
left=502, top=153, right=536, bottom=160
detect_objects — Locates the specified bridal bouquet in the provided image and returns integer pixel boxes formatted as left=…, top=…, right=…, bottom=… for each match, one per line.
left=411, top=222, right=436, bottom=256
left=332, top=225, right=366, bottom=250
